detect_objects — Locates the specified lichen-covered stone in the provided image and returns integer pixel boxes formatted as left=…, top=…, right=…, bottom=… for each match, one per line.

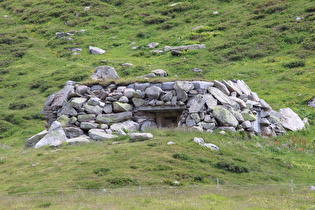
left=213, top=106, right=238, bottom=127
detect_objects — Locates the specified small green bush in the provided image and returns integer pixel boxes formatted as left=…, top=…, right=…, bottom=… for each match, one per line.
left=282, top=60, right=305, bottom=68
left=93, top=168, right=110, bottom=175
left=142, top=15, right=170, bottom=24
left=172, top=153, right=192, bottom=161
left=9, top=102, right=30, bottom=110
left=215, top=160, right=250, bottom=173
left=106, top=177, right=138, bottom=187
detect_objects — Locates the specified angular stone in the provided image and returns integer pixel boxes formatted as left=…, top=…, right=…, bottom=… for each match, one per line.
left=110, top=120, right=140, bottom=132
left=77, top=114, right=96, bottom=122
left=236, top=80, right=251, bottom=96
left=191, top=113, right=201, bottom=123
left=241, top=121, right=252, bottom=129
left=192, top=81, right=214, bottom=90
left=123, top=88, right=135, bottom=98
left=214, top=80, right=230, bottom=95
left=104, top=104, right=113, bottom=114
left=83, top=104, right=103, bottom=115
left=186, top=117, right=196, bottom=127
left=132, top=98, right=145, bottom=107
left=222, top=80, right=243, bottom=96
left=241, top=110, right=257, bottom=121
left=96, top=112, right=133, bottom=124
left=88, top=46, right=106, bottom=54
left=57, top=115, right=70, bottom=127
left=71, top=97, right=88, bottom=109
left=67, top=136, right=90, bottom=144
left=59, top=101, right=77, bottom=117
left=279, top=108, right=305, bottom=131
left=89, top=129, right=117, bottom=140
left=161, top=82, right=175, bottom=91
left=161, top=92, right=173, bottom=102
left=145, top=86, right=163, bottom=99
left=76, top=85, right=89, bottom=95
left=213, top=106, right=239, bottom=127
left=249, top=92, right=260, bottom=102
left=229, top=97, right=246, bottom=109
left=176, top=89, right=188, bottom=102
left=174, top=81, right=194, bottom=92
left=140, top=120, right=158, bottom=131
left=260, top=118, right=270, bottom=126
left=259, top=99, right=271, bottom=110
left=80, top=122, right=98, bottom=130
left=134, top=83, right=150, bottom=91
left=129, top=133, right=153, bottom=141
left=208, top=87, right=239, bottom=110
left=35, top=121, right=68, bottom=149
left=26, top=130, right=48, bottom=148
left=113, top=102, right=133, bottom=112
left=188, top=95, right=206, bottom=113
left=87, top=97, right=100, bottom=106
left=203, top=143, right=220, bottom=151
left=199, top=122, right=215, bottom=130
left=204, top=94, right=217, bottom=110
left=91, top=66, right=119, bottom=80
left=133, top=90, right=145, bottom=98
left=63, top=127, right=84, bottom=138
left=152, top=69, right=167, bottom=77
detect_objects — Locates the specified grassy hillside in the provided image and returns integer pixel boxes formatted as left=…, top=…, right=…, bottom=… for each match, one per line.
left=0, top=0, right=314, bottom=200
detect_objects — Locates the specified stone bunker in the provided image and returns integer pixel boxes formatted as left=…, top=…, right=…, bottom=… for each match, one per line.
left=26, top=66, right=306, bottom=148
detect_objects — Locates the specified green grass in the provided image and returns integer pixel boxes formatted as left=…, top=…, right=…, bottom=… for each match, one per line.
left=0, top=0, right=315, bottom=204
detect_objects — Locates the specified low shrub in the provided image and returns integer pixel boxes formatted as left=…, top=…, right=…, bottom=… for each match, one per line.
left=93, top=168, right=110, bottom=175
left=282, top=60, right=305, bottom=68
left=9, top=102, right=30, bottom=110
left=142, top=15, right=170, bottom=24
left=215, top=160, right=250, bottom=173
left=106, top=177, right=138, bottom=187
left=172, top=153, right=192, bottom=161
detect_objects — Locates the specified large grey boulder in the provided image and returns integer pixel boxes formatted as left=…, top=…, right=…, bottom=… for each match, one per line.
left=89, top=129, right=117, bottom=140
left=188, top=95, right=206, bottom=113
left=96, top=112, right=133, bottom=124
left=35, top=121, right=68, bottom=148
left=213, top=106, right=239, bottom=127
left=145, top=86, right=163, bottom=99
left=91, top=66, right=119, bottom=80
left=140, top=120, right=158, bottom=131
left=279, top=108, right=305, bottom=131
left=88, top=46, right=106, bottom=54
left=110, top=120, right=140, bottom=132
left=67, top=136, right=90, bottom=144
left=26, top=130, right=48, bottom=148
left=152, top=69, right=167, bottom=77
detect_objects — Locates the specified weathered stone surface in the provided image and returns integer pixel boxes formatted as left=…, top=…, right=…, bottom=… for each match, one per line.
left=89, top=129, right=117, bottom=140
left=96, top=112, right=133, bottom=124
left=134, top=83, right=150, bottom=91
left=260, top=118, right=270, bottom=126
left=161, top=82, right=175, bottom=91
left=161, top=92, right=173, bottom=102
left=87, top=97, right=100, bottom=106
left=110, top=120, right=140, bottom=132
left=249, top=92, right=260, bottom=102
left=145, top=86, right=163, bottom=99
left=63, top=127, right=84, bottom=138
left=152, top=69, right=167, bottom=77
left=174, top=81, right=194, bottom=92
left=129, top=133, right=153, bottom=141
left=103, top=104, right=113, bottom=114
left=213, top=106, right=238, bottom=127
left=279, top=108, right=305, bottom=131
left=71, top=97, right=87, bottom=109
left=43, top=84, right=74, bottom=110
left=189, top=95, right=206, bottom=112
left=203, top=143, right=220, bottom=151
left=148, top=42, right=159, bottom=49
left=113, top=102, right=133, bottom=112
left=208, top=87, right=239, bottom=109
left=204, top=95, right=217, bottom=110
left=88, top=46, right=105, bottom=54
left=192, top=81, right=214, bottom=90
left=83, top=104, right=103, bottom=115
left=35, top=121, right=68, bottom=148
left=91, top=66, right=119, bottom=80
left=75, top=85, right=89, bottom=95
left=307, top=97, right=315, bottom=107
left=132, top=98, right=145, bottom=107
left=77, top=114, right=96, bottom=122
left=241, top=110, right=257, bottom=121
left=214, top=80, right=230, bottom=95
left=259, top=99, right=271, bottom=110
left=80, top=122, right=98, bottom=130
left=236, top=80, right=251, bottom=95
left=123, top=88, right=135, bottom=98
left=57, top=115, right=70, bottom=127
left=59, top=101, right=77, bottom=117
left=140, top=120, right=158, bottom=131
left=67, top=136, right=90, bottom=144
left=229, top=97, right=247, bottom=109
left=26, top=130, right=48, bottom=148
left=222, top=80, right=243, bottom=96
left=191, top=113, right=201, bottom=123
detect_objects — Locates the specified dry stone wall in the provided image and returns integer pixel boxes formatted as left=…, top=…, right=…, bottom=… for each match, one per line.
left=35, top=78, right=305, bottom=142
